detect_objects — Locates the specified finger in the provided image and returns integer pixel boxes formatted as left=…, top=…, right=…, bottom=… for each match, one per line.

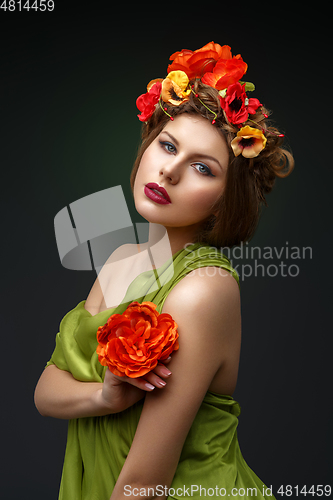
left=106, top=365, right=170, bottom=391
left=119, top=374, right=156, bottom=392
left=143, top=370, right=168, bottom=389
left=162, top=356, right=172, bottom=365
left=120, top=371, right=167, bottom=390
left=152, top=363, right=172, bottom=379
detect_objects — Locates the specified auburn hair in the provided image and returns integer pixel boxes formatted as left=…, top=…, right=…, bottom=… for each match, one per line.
left=130, top=79, right=294, bottom=248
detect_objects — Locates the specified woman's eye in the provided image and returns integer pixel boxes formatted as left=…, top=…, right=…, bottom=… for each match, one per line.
left=193, top=163, right=215, bottom=177
left=159, top=141, right=176, bottom=154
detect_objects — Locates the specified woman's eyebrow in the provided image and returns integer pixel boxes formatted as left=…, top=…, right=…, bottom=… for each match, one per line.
left=196, top=153, right=223, bottom=171
left=162, top=131, right=223, bottom=171
left=162, top=131, right=179, bottom=146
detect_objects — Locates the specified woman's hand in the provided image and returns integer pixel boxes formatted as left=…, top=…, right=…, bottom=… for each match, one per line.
left=100, top=358, right=172, bottom=413
left=35, top=358, right=172, bottom=420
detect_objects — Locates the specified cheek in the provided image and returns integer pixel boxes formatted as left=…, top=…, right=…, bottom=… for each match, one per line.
left=132, top=155, right=154, bottom=208
left=134, top=148, right=155, bottom=186
left=185, top=183, right=223, bottom=213
left=133, top=156, right=147, bottom=193
left=132, top=167, right=142, bottom=205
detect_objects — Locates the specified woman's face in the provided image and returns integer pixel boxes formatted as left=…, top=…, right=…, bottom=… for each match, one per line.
left=133, top=114, right=229, bottom=235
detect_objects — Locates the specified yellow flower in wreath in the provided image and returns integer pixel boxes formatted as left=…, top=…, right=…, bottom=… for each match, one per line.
left=161, top=71, right=191, bottom=106
left=231, top=125, right=267, bottom=158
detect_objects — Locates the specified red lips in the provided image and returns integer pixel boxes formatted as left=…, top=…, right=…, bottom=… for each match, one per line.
left=144, top=183, right=171, bottom=205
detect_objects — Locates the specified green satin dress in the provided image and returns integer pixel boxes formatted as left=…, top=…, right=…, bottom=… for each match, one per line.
left=46, top=243, right=276, bottom=500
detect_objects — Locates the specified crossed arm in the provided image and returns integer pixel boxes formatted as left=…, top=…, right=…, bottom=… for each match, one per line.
left=110, top=268, right=241, bottom=500
left=34, top=268, right=241, bottom=500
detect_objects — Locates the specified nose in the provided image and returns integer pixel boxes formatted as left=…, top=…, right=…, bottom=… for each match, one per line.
left=159, top=157, right=182, bottom=184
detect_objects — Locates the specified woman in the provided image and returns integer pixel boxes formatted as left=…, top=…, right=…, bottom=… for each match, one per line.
left=34, top=42, right=294, bottom=499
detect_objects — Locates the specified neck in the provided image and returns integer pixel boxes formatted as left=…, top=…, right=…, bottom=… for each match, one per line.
left=145, top=223, right=201, bottom=269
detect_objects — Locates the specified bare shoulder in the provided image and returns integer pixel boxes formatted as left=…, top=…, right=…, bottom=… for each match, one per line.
left=161, top=266, right=241, bottom=348
left=162, top=267, right=241, bottom=395
left=162, top=266, right=240, bottom=321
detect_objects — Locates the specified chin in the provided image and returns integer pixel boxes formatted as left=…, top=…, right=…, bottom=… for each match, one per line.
left=134, top=198, right=165, bottom=224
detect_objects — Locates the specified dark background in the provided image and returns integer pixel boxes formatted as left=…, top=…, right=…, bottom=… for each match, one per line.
left=1, top=4, right=332, bottom=499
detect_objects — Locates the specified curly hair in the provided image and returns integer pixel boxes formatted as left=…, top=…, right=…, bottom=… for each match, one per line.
left=130, top=79, right=294, bottom=248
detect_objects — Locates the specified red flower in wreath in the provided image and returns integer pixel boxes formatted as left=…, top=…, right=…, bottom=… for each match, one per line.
left=96, top=301, right=179, bottom=378
left=167, top=42, right=232, bottom=80
left=136, top=81, right=162, bottom=122
left=220, top=82, right=263, bottom=125
left=220, top=82, right=248, bottom=125
left=201, top=54, right=247, bottom=90
left=246, top=95, right=262, bottom=115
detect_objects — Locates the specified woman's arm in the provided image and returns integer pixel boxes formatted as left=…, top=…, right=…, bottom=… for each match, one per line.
left=34, top=365, right=110, bottom=419
left=110, top=268, right=241, bottom=500
left=35, top=244, right=174, bottom=420
left=34, top=361, right=172, bottom=419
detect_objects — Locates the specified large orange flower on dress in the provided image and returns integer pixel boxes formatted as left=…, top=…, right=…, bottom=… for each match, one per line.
left=96, top=301, right=179, bottom=378
left=167, top=42, right=233, bottom=80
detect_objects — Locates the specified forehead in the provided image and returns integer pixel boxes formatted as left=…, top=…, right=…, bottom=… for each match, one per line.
left=161, top=114, right=228, bottom=159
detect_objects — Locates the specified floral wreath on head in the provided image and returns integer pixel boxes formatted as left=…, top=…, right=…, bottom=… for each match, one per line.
left=136, top=42, right=284, bottom=159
